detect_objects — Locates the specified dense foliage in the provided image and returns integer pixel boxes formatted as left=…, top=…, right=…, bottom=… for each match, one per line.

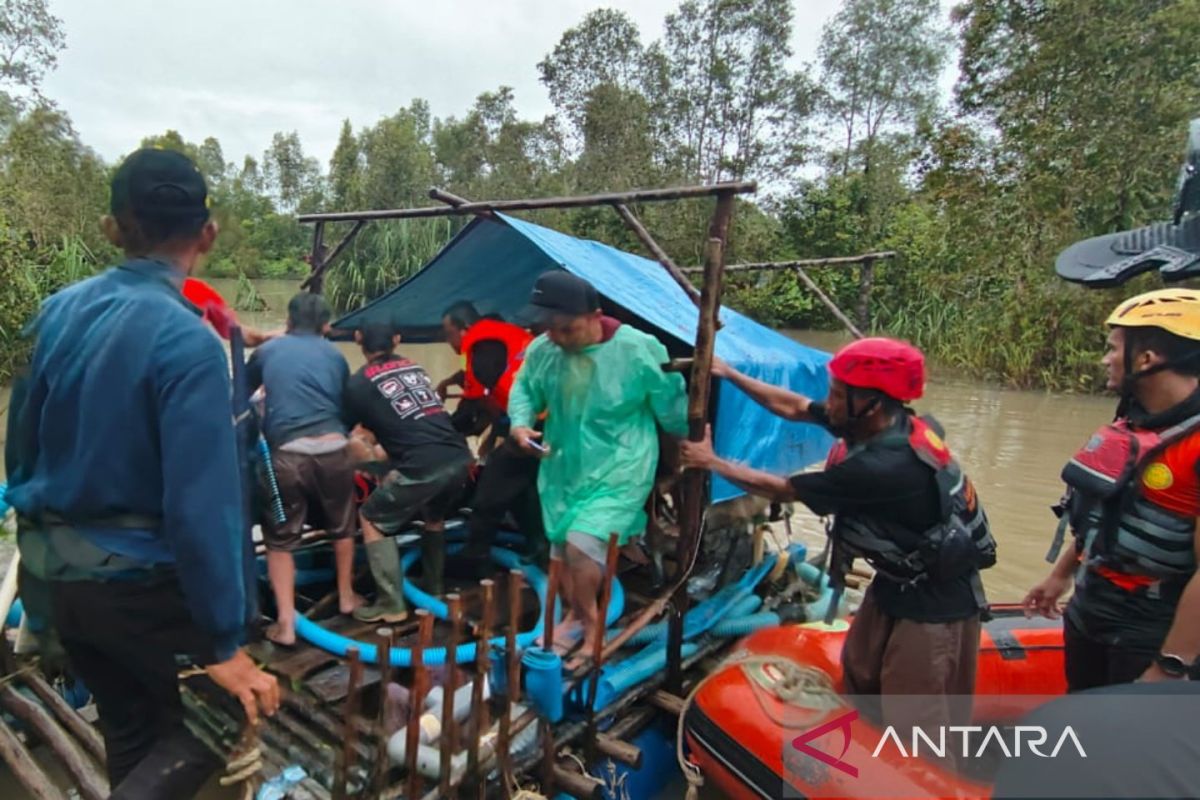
left=2, top=0, right=1199, bottom=389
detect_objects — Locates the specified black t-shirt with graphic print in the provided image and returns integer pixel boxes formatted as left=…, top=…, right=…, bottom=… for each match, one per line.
left=343, top=354, right=471, bottom=473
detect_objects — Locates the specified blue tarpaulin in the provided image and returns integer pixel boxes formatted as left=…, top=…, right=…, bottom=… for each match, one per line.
left=334, top=213, right=833, bottom=502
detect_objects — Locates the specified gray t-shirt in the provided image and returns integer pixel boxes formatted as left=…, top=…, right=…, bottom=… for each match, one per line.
left=248, top=333, right=350, bottom=447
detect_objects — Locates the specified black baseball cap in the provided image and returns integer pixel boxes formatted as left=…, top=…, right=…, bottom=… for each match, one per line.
left=520, top=270, right=600, bottom=324
left=110, top=148, right=210, bottom=228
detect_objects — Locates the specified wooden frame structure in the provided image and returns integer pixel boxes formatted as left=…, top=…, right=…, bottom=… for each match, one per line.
left=296, top=180, right=753, bottom=795
left=686, top=252, right=897, bottom=339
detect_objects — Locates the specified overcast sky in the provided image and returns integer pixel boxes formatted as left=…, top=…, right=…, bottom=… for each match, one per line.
left=39, top=0, right=951, bottom=168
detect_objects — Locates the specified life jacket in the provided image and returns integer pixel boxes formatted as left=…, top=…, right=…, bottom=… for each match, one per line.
left=1050, top=411, right=1200, bottom=586
left=825, top=415, right=996, bottom=588
left=459, top=319, right=533, bottom=413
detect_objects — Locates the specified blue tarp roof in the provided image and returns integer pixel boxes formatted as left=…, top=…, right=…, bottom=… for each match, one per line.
left=334, top=213, right=833, bottom=502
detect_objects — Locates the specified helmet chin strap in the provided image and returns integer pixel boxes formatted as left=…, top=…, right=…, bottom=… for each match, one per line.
left=831, top=386, right=883, bottom=439
left=1117, top=336, right=1200, bottom=416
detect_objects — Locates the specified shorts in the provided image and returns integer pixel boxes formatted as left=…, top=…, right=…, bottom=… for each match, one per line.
left=551, top=531, right=619, bottom=566
left=361, top=458, right=472, bottom=535
left=264, top=447, right=356, bottom=552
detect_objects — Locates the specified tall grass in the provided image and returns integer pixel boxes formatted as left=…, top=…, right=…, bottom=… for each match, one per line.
left=0, top=234, right=102, bottom=382
left=234, top=270, right=269, bottom=312
left=325, top=218, right=458, bottom=312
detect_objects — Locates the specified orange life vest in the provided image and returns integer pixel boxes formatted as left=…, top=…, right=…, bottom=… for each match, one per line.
left=1057, top=412, right=1200, bottom=582
left=459, top=319, right=532, bottom=413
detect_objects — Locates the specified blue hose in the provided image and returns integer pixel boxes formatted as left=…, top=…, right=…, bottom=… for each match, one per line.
left=296, top=547, right=544, bottom=667
left=5, top=598, right=21, bottom=629
left=709, top=611, right=781, bottom=637
left=0, top=481, right=9, bottom=518
left=257, top=438, right=287, bottom=525
left=611, top=553, right=779, bottom=648
left=400, top=542, right=624, bottom=628
left=588, top=641, right=701, bottom=711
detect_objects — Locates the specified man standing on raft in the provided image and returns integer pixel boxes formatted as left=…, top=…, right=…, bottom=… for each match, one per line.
left=5, top=148, right=278, bottom=797
left=679, top=338, right=995, bottom=737
left=508, top=271, right=687, bottom=650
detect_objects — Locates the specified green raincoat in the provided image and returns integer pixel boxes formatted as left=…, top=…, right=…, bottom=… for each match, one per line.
left=508, top=324, right=687, bottom=546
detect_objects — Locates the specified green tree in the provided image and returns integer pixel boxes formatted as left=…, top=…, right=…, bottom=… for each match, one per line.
left=652, top=0, right=816, bottom=181
left=537, top=9, right=648, bottom=137
left=262, top=130, right=323, bottom=214
left=0, top=0, right=64, bottom=99
left=328, top=119, right=359, bottom=208
left=955, top=0, right=1200, bottom=233
left=0, top=105, right=107, bottom=248
left=817, top=0, right=950, bottom=176
left=196, top=136, right=229, bottom=186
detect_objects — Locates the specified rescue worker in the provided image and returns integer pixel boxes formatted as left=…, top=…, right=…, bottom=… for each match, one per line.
left=182, top=275, right=281, bottom=345
left=679, top=338, right=995, bottom=741
left=435, top=300, right=530, bottom=420
left=434, top=300, right=545, bottom=569
left=248, top=293, right=362, bottom=646
left=508, top=271, right=687, bottom=650
left=1025, top=289, right=1200, bottom=690
left=4, top=148, right=278, bottom=797
left=343, top=324, right=473, bottom=621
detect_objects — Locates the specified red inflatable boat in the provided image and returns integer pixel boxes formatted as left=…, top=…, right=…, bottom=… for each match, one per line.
left=683, top=604, right=1066, bottom=799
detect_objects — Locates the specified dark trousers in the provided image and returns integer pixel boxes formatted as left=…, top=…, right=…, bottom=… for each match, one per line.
left=467, top=439, right=544, bottom=558
left=52, top=575, right=223, bottom=798
left=842, top=587, right=981, bottom=768
left=1064, top=613, right=1156, bottom=692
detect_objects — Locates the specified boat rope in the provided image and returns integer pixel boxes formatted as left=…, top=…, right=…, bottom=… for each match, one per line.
left=675, top=652, right=845, bottom=800
left=178, top=667, right=265, bottom=797
left=217, top=732, right=264, bottom=800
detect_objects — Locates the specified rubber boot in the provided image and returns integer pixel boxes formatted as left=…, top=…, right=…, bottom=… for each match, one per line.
left=354, top=540, right=408, bottom=623
left=419, top=530, right=445, bottom=597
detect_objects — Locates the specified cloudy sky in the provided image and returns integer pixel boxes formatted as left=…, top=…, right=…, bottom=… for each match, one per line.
left=39, top=0, right=948, bottom=168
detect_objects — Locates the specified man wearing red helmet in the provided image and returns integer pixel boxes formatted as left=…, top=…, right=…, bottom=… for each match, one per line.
left=681, top=337, right=995, bottom=738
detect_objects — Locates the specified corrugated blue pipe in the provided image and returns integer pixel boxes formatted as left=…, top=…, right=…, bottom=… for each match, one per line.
left=294, top=546, right=543, bottom=667
left=257, top=438, right=287, bottom=525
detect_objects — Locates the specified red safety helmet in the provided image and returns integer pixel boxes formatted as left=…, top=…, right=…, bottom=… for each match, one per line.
left=828, top=337, right=925, bottom=403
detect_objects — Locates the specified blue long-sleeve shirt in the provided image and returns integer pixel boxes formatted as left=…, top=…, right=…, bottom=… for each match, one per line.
left=4, top=258, right=246, bottom=661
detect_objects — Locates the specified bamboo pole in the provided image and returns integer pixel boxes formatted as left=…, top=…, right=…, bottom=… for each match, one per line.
left=335, top=647, right=364, bottom=800
left=407, top=610, right=435, bottom=800
left=306, top=221, right=326, bottom=293
left=612, top=203, right=701, bottom=306
left=540, top=558, right=562, bottom=796
left=681, top=251, right=897, bottom=273
left=584, top=534, right=620, bottom=765
left=857, top=257, right=876, bottom=332
left=298, top=181, right=757, bottom=224
left=440, top=593, right=463, bottom=799
left=301, top=220, right=367, bottom=291
left=21, top=672, right=105, bottom=763
left=0, top=684, right=107, bottom=800
left=667, top=189, right=735, bottom=693
left=794, top=266, right=864, bottom=339
left=373, top=627, right=395, bottom=797
left=469, top=579, right=495, bottom=795
left=498, top=570, right=523, bottom=796
left=0, top=712, right=64, bottom=800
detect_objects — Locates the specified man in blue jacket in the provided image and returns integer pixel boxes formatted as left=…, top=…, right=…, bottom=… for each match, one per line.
left=4, top=148, right=278, bottom=798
